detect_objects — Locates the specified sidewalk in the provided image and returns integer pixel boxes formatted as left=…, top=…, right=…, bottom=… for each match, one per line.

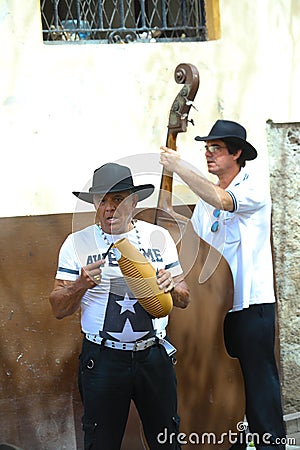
left=244, top=412, right=300, bottom=450
left=285, top=412, right=300, bottom=448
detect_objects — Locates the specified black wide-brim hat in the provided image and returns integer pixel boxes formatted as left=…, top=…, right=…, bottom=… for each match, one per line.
left=73, top=163, right=155, bottom=204
left=195, top=119, right=257, bottom=160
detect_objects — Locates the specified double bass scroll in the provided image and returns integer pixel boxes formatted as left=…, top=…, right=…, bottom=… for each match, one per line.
left=155, top=63, right=199, bottom=240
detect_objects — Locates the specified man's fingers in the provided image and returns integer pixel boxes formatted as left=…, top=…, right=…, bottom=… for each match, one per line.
left=156, top=270, right=173, bottom=292
left=81, top=260, right=104, bottom=285
left=85, top=260, right=105, bottom=270
left=160, top=146, right=178, bottom=155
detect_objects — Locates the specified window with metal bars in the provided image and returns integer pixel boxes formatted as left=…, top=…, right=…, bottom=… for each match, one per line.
left=40, top=0, right=207, bottom=43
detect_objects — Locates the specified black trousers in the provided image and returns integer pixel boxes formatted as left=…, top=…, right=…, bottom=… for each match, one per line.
left=78, top=337, right=180, bottom=450
left=224, top=303, right=286, bottom=450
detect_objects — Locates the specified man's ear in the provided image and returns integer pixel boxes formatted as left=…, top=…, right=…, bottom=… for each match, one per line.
left=93, top=198, right=99, bottom=209
left=132, top=193, right=138, bottom=208
left=233, top=149, right=243, bottom=161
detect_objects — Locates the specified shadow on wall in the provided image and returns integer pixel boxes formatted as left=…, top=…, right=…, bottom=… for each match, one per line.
left=0, top=214, right=84, bottom=449
left=0, top=209, right=245, bottom=450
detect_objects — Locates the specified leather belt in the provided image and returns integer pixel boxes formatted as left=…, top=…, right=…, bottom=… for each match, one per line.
left=85, top=330, right=166, bottom=351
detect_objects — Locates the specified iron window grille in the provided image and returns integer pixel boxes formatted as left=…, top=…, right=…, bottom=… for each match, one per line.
left=40, top=0, right=207, bottom=43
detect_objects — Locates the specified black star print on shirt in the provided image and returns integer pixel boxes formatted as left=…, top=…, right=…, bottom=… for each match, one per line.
left=99, top=277, right=155, bottom=342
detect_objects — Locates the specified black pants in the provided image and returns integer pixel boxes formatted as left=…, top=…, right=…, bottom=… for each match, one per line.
left=78, top=337, right=180, bottom=450
left=224, top=303, right=286, bottom=450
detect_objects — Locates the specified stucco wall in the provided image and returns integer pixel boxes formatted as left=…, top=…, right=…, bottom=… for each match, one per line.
left=1, top=0, right=300, bottom=217
left=267, top=120, right=300, bottom=414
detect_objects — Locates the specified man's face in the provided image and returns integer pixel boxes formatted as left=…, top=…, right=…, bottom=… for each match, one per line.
left=93, top=190, right=138, bottom=234
left=204, top=139, right=242, bottom=176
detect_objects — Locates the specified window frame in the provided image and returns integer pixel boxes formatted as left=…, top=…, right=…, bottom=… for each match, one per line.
left=40, top=0, right=213, bottom=44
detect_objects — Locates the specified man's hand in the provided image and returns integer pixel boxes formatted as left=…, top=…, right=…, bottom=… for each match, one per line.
left=156, top=269, right=175, bottom=293
left=171, top=278, right=190, bottom=309
left=49, top=260, right=104, bottom=319
left=160, top=146, right=181, bottom=172
left=79, top=260, right=105, bottom=288
left=156, top=270, right=190, bottom=309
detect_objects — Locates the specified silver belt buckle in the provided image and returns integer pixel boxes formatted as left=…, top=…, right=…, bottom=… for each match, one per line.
left=134, top=338, right=154, bottom=351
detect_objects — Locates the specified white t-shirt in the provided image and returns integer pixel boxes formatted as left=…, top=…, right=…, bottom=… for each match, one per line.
left=56, top=220, right=182, bottom=340
left=191, top=168, right=275, bottom=312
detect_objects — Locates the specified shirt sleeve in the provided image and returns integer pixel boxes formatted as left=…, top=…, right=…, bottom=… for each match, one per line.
left=56, top=234, right=81, bottom=281
left=226, top=173, right=269, bottom=214
left=161, top=228, right=183, bottom=277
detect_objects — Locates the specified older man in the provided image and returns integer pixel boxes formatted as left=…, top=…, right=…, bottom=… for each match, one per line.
left=49, top=162, right=189, bottom=450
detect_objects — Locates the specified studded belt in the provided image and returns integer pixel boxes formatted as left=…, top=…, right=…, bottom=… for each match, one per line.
left=85, top=330, right=166, bottom=351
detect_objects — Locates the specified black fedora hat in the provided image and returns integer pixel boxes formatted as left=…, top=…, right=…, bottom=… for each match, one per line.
left=195, top=120, right=257, bottom=160
left=73, top=163, right=155, bottom=204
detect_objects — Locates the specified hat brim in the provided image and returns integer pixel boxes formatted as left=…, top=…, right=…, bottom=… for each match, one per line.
left=73, top=184, right=155, bottom=204
left=195, top=134, right=257, bottom=160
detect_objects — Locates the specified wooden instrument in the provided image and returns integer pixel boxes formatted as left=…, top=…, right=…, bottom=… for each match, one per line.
left=113, top=237, right=173, bottom=318
left=154, top=63, right=200, bottom=244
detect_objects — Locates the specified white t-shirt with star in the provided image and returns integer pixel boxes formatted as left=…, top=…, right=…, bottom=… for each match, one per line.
left=191, top=168, right=275, bottom=312
left=56, top=220, right=182, bottom=341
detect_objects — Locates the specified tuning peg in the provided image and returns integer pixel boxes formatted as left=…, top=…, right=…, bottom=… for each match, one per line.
left=186, top=100, right=198, bottom=112
left=187, top=118, right=195, bottom=126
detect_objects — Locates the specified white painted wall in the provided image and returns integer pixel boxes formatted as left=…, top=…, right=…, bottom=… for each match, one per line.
left=1, top=0, right=299, bottom=217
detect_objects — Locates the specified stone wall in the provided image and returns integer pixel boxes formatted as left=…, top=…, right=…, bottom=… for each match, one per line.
left=267, top=120, right=300, bottom=414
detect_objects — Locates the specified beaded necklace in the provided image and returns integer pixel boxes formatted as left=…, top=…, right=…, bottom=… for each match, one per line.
left=98, top=220, right=142, bottom=253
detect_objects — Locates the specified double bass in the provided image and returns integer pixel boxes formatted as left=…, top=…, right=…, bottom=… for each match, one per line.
left=147, top=63, right=245, bottom=449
